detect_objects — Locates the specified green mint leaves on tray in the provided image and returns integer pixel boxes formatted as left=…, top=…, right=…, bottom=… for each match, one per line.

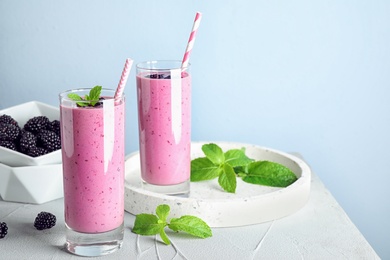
left=132, top=204, right=212, bottom=245
left=191, top=143, right=298, bottom=193
left=67, top=85, right=102, bottom=107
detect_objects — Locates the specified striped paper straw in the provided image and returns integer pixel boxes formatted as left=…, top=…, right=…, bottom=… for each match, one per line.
left=114, top=58, right=133, bottom=104
left=181, top=12, right=202, bottom=69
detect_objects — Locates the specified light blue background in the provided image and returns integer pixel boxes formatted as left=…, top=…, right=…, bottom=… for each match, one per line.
left=1, top=1, right=389, bottom=258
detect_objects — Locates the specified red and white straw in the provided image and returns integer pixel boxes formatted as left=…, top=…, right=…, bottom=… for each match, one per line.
left=181, top=12, right=202, bottom=69
left=114, top=58, right=133, bottom=104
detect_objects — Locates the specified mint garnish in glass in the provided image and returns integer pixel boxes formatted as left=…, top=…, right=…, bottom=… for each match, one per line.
left=67, top=86, right=102, bottom=107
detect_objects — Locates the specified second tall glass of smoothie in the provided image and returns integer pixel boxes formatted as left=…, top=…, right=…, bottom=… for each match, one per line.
left=136, top=60, right=191, bottom=195
left=59, top=88, right=125, bottom=257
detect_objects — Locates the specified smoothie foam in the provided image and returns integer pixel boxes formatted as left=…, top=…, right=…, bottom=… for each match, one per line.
left=60, top=97, right=125, bottom=233
left=136, top=71, right=191, bottom=185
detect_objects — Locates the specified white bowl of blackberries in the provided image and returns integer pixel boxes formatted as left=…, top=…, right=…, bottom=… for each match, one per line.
left=0, top=101, right=62, bottom=166
left=0, top=101, right=63, bottom=204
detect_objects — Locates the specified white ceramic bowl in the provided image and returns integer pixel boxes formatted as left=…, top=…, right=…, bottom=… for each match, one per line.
left=0, top=162, right=63, bottom=204
left=0, top=101, right=62, bottom=167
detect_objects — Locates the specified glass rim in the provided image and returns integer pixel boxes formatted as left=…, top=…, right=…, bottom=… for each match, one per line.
left=60, top=87, right=115, bottom=96
left=136, top=60, right=190, bottom=71
left=59, top=88, right=124, bottom=102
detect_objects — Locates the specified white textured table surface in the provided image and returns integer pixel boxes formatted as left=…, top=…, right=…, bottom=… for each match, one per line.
left=0, top=171, right=379, bottom=259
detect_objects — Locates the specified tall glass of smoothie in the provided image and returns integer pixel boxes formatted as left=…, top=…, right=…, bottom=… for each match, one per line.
left=59, top=88, right=125, bottom=257
left=136, top=60, right=191, bottom=195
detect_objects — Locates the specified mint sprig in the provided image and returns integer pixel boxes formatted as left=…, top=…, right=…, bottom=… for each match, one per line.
left=67, top=85, right=102, bottom=107
left=191, top=143, right=298, bottom=193
left=132, top=204, right=212, bottom=245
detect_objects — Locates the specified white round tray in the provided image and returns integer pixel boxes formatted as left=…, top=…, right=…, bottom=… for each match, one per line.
left=124, top=141, right=311, bottom=227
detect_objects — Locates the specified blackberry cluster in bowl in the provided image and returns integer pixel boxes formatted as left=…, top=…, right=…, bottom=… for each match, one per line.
left=0, top=114, right=61, bottom=157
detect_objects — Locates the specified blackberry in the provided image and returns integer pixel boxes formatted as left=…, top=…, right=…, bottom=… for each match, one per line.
left=27, top=146, right=48, bottom=157
left=0, top=123, right=21, bottom=141
left=0, top=140, right=17, bottom=151
left=94, top=97, right=105, bottom=107
left=19, top=131, right=37, bottom=153
left=47, top=120, right=61, bottom=136
left=0, top=222, right=7, bottom=239
left=37, top=130, right=61, bottom=152
left=24, top=116, right=50, bottom=134
left=147, top=73, right=166, bottom=79
left=34, top=212, right=56, bottom=230
left=0, top=114, right=18, bottom=127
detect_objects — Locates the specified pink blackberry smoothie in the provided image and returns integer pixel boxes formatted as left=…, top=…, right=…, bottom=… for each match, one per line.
left=60, top=93, right=125, bottom=233
left=136, top=63, right=191, bottom=187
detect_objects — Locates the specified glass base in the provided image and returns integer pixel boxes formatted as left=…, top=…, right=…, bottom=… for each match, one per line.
left=142, top=179, right=190, bottom=197
left=65, top=223, right=124, bottom=257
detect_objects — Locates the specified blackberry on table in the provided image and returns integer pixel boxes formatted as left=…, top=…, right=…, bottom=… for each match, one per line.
left=27, top=146, right=48, bottom=157
left=19, top=130, right=37, bottom=153
left=0, top=123, right=21, bottom=141
left=24, top=116, right=50, bottom=134
left=0, top=140, right=17, bottom=151
left=37, top=130, right=61, bottom=152
left=0, top=222, right=8, bottom=239
left=34, top=212, right=56, bottom=230
left=0, top=114, right=18, bottom=127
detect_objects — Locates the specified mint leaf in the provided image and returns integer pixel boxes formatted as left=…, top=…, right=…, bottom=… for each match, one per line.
left=89, top=85, right=102, bottom=100
left=201, top=143, right=225, bottom=165
left=242, top=161, right=297, bottom=187
left=132, top=214, right=163, bottom=235
left=191, top=157, right=222, bottom=181
left=156, top=204, right=170, bottom=222
left=67, top=93, right=83, bottom=101
left=67, top=93, right=88, bottom=107
left=218, top=164, right=237, bottom=193
left=88, top=85, right=102, bottom=106
left=224, top=148, right=253, bottom=167
left=168, top=215, right=212, bottom=239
